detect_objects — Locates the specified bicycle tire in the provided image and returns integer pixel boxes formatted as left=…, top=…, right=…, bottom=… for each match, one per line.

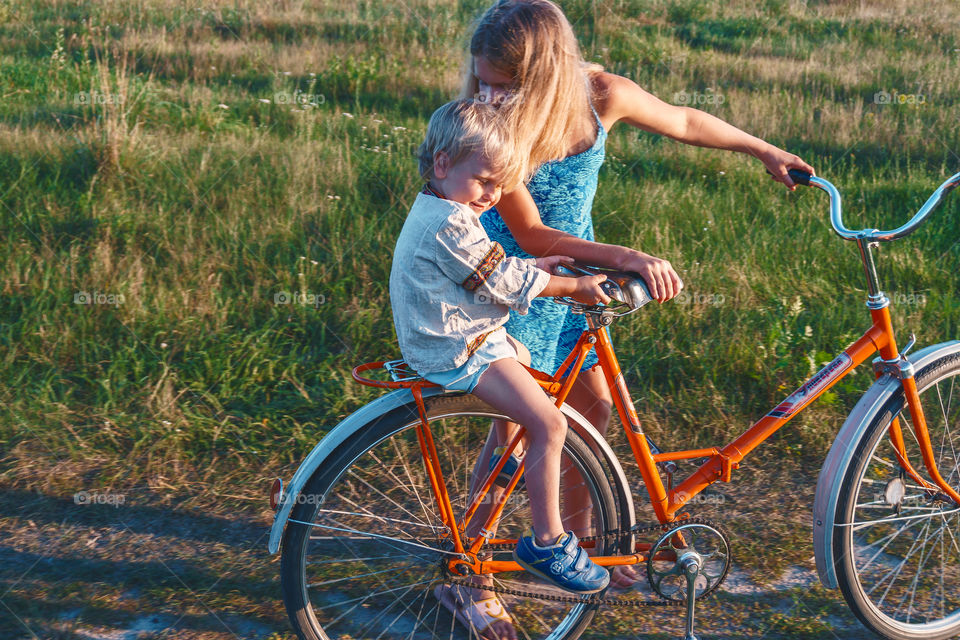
left=280, top=392, right=619, bottom=640
left=834, top=351, right=960, bottom=639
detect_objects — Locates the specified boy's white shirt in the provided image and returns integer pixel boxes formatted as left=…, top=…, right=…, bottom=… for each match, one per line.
left=389, top=192, right=550, bottom=374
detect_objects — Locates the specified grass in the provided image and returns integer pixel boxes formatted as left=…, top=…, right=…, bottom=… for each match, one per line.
left=2, top=0, right=957, bottom=497
left=0, top=0, right=959, bottom=636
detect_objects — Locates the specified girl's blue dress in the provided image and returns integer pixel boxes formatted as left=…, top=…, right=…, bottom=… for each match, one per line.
left=481, top=108, right=607, bottom=375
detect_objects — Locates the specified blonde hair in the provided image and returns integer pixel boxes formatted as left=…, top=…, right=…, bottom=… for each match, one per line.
left=462, top=0, right=603, bottom=177
left=416, top=98, right=524, bottom=191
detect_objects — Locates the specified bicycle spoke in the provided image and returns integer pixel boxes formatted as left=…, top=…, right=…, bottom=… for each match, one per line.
left=348, top=468, right=437, bottom=530
left=303, top=517, right=450, bottom=559
left=859, top=477, right=929, bottom=492
left=321, top=507, right=445, bottom=532
left=389, top=438, right=440, bottom=531
left=307, top=565, right=420, bottom=589
left=870, top=518, right=930, bottom=602
left=894, top=519, right=942, bottom=622
left=858, top=517, right=927, bottom=574
left=322, top=578, right=438, bottom=618
left=307, top=555, right=407, bottom=566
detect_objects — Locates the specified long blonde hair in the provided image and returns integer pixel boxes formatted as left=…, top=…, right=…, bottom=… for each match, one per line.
left=462, top=0, right=603, bottom=178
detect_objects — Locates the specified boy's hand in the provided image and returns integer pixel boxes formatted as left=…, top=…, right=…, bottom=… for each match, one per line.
left=571, top=274, right=611, bottom=305
left=535, top=255, right=574, bottom=274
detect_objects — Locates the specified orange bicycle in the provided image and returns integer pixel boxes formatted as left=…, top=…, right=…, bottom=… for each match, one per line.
left=269, top=170, right=960, bottom=640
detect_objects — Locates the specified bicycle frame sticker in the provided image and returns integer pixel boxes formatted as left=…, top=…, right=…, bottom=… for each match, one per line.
left=613, top=373, right=643, bottom=434
left=767, top=353, right=853, bottom=419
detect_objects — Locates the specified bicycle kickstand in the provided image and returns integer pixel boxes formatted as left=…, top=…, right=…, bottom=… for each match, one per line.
left=679, top=551, right=703, bottom=640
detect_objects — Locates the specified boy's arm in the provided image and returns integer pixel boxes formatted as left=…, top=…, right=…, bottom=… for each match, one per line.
left=433, top=213, right=548, bottom=313
left=434, top=209, right=611, bottom=310
left=539, top=273, right=610, bottom=304
left=533, top=255, right=610, bottom=304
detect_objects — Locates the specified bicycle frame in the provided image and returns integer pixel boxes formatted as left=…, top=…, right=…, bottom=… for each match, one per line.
left=384, top=296, right=960, bottom=577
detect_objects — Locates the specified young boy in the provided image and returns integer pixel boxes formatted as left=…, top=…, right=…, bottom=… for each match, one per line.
left=389, top=98, right=612, bottom=601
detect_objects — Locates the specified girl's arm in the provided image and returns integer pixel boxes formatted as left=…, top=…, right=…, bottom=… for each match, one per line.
left=596, top=73, right=815, bottom=189
left=495, top=186, right=682, bottom=301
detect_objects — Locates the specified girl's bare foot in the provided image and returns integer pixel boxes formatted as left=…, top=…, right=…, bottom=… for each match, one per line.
left=609, top=564, right=640, bottom=589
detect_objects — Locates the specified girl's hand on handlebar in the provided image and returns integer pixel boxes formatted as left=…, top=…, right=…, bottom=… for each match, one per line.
left=756, top=145, right=816, bottom=191
left=535, top=255, right=575, bottom=274
left=572, top=274, right=611, bottom=305
left=622, top=252, right=683, bottom=303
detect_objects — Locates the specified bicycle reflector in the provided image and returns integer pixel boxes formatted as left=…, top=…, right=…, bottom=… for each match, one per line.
left=270, top=477, right=284, bottom=511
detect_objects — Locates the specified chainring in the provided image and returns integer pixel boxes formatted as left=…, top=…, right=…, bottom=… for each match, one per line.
left=646, top=518, right=732, bottom=602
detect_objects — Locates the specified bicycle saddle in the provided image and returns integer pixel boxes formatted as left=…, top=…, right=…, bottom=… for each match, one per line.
left=554, top=263, right=654, bottom=312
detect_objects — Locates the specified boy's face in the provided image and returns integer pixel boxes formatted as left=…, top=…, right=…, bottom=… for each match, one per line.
left=432, top=150, right=503, bottom=214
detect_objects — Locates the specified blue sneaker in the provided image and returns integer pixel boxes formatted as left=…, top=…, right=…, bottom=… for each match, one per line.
left=514, top=530, right=610, bottom=593
left=489, top=446, right=525, bottom=489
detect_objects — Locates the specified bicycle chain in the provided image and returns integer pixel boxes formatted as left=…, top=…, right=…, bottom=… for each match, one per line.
left=446, top=516, right=722, bottom=608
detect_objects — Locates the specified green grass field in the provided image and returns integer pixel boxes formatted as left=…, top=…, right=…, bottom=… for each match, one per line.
left=3, top=0, right=957, bottom=500
left=1, top=0, right=959, bottom=637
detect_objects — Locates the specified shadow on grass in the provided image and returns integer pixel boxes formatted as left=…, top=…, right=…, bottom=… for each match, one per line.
left=0, top=488, right=285, bottom=639
left=0, top=489, right=269, bottom=549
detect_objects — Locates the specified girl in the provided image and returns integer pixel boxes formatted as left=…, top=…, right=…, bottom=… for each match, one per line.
left=457, top=1, right=816, bottom=635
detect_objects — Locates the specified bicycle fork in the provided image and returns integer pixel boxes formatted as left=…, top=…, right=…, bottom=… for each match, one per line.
left=875, top=332, right=960, bottom=506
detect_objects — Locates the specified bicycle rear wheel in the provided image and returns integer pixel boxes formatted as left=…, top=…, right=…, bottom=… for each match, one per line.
left=834, top=352, right=960, bottom=639
left=280, top=392, right=619, bottom=640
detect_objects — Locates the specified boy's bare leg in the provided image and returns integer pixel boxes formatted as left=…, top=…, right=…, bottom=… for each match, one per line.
left=471, top=357, right=566, bottom=544
left=490, top=367, right=639, bottom=587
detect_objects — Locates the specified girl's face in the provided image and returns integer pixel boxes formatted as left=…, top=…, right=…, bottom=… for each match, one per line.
left=473, top=56, right=516, bottom=106
left=431, top=150, right=503, bottom=214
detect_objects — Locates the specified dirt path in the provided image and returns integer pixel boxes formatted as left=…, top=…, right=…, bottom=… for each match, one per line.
left=0, top=486, right=875, bottom=639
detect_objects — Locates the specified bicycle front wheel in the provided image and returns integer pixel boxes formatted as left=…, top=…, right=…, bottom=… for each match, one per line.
left=835, top=351, right=960, bottom=639
left=280, top=392, right=619, bottom=640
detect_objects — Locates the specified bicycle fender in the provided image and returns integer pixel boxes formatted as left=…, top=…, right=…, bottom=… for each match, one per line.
left=812, top=340, right=960, bottom=589
left=267, top=388, right=635, bottom=555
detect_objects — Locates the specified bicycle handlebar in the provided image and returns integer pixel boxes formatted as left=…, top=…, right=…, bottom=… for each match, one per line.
left=788, top=169, right=960, bottom=242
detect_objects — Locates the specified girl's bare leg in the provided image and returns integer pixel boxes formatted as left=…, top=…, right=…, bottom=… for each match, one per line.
left=565, top=366, right=639, bottom=587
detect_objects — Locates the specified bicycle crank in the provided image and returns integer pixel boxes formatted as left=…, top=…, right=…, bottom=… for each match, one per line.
left=647, top=520, right=732, bottom=639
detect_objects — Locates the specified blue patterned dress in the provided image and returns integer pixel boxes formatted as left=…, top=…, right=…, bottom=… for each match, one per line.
left=480, top=109, right=607, bottom=375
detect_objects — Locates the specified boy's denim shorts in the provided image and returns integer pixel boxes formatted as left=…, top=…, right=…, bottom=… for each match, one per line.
left=422, top=329, right=517, bottom=393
